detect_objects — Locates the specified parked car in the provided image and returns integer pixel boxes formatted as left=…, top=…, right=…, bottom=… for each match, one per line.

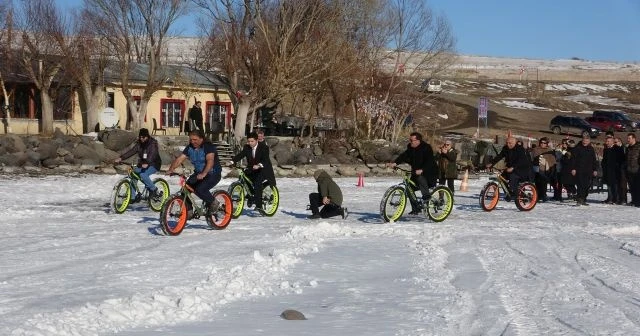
left=585, top=116, right=628, bottom=132
left=590, top=110, right=637, bottom=131
left=549, top=115, right=601, bottom=138
left=420, top=78, right=442, bottom=93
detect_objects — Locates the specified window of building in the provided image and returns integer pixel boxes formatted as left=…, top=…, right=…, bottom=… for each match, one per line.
left=161, top=99, right=185, bottom=128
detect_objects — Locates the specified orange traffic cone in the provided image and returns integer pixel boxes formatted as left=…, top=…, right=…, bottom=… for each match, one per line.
left=356, top=172, right=364, bottom=187
left=459, top=169, right=469, bottom=192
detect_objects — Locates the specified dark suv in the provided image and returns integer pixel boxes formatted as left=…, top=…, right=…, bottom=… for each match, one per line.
left=549, top=115, right=601, bottom=138
left=590, top=110, right=637, bottom=131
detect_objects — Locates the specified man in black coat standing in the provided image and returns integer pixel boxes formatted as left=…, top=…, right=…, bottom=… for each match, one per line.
left=256, top=130, right=276, bottom=187
left=570, top=135, right=598, bottom=206
left=601, top=136, right=625, bottom=204
left=230, top=132, right=270, bottom=211
left=188, top=100, right=204, bottom=131
left=388, top=132, right=438, bottom=214
left=487, top=136, right=533, bottom=199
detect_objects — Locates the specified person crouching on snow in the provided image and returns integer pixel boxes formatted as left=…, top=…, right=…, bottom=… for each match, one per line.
left=308, top=169, right=348, bottom=220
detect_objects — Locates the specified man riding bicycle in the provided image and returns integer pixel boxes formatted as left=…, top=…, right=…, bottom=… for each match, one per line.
left=114, top=128, right=162, bottom=201
left=166, top=130, right=223, bottom=214
left=487, top=136, right=533, bottom=200
left=388, top=132, right=439, bottom=214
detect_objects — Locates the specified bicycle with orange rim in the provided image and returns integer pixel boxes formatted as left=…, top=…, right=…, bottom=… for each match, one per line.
left=159, top=171, right=233, bottom=235
left=479, top=169, right=537, bottom=211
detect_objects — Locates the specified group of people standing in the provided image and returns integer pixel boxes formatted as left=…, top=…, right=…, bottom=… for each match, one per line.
left=490, top=133, right=640, bottom=207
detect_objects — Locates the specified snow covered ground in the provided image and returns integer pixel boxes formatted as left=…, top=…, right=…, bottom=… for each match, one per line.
left=3, top=173, right=640, bottom=335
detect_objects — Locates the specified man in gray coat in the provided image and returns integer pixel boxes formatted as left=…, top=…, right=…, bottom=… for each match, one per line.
left=308, top=169, right=348, bottom=219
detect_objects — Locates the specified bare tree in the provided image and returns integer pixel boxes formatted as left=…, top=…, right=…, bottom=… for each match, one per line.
left=379, top=0, right=455, bottom=102
left=83, top=0, right=187, bottom=132
left=14, top=0, right=68, bottom=135
left=55, top=8, right=113, bottom=133
left=0, top=0, right=14, bottom=133
left=193, top=0, right=354, bottom=141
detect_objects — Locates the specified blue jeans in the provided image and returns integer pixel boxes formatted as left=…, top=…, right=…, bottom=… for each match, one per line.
left=132, top=166, right=158, bottom=197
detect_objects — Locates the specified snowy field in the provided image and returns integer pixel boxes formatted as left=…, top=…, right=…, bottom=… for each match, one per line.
left=3, top=173, right=640, bottom=335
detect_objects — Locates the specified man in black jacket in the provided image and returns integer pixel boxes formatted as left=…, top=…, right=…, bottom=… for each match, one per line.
left=114, top=128, right=163, bottom=201
left=256, top=130, right=276, bottom=187
left=188, top=101, right=203, bottom=131
left=601, top=136, right=625, bottom=204
left=230, top=132, right=270, bottom=211
left=570, top=135, right=598, bottom=206
left=487, top=136, right=532, bottom=200
left=389, top=132, right=438, bottom=214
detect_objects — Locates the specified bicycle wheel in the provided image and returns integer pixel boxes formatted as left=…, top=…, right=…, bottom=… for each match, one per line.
left=207, top=190, right=233, bottom=230
left=111, top=179, right=132, bottom=214
left=515, top=182, right=538, bottom=211
left=228, top=181, right=245, bottom=219
left=147, top=178, right=170, bottom=212
left=160, top=196, right=188, bottom=236
left=426, top=186, right=454, bottom=222
left=380, top=186, right=407, bottom=222
left=479, top=181, right=500, bottom=212
left=260, top=184, right=279, bottom=217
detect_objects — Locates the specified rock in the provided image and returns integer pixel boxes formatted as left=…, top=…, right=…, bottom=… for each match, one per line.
left=0, top=134, right=27, bottom=153
left=336, top=165, right=357, bottom=176
left=72, top=143, right=102, bottom=164
left=37, top=142, right=59, bottom=161
left=280, top=309, right=306, bottom=320
left=25, top=149, right=41, bottom=165
left=100, top=129, right=136, bottom=152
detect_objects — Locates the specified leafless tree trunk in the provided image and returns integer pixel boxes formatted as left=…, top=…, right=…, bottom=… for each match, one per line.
left=14, top=0, right=69, bottom=135
left=83, top=0, right=187, bottom=132
left=0, top=2, right=14, bottom=133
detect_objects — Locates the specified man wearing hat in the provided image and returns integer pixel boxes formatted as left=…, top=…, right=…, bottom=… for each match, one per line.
left=115, top=128, right=163, bottom=201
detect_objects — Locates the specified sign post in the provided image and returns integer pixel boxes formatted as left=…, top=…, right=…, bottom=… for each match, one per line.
left=477, top=97, right=488, bottom=138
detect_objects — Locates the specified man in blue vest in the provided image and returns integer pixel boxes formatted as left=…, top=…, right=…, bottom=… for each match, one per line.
left=167, top=129, right=222, bottom=214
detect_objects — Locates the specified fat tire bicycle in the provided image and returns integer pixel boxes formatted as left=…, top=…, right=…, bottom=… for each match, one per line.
left=160, top=171, right=233, bottom=235
left=227, top=166, right=280, bottom=218
left=479, top=169, right=538, bottom=211
left=380, top=167, right=454, bottom=223
left=111, top=164, right=170, bottom=214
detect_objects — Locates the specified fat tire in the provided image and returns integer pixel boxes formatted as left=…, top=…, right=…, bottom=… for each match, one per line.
left=479, top=182, right=500, bottom=212
left=261, top=184, right=280, bottom=217
left=380, top=186, right=407, bottom=222
left=207, top=190, right=233, bottom=230
left=160, top=196, right=187, bottom=236
left=515, top=182, right=538, bottom=211
left=228, top=181, right=245, bottom=219
left=111, top=179, right=131, bottom=214
left=426, top=186, right=454, bottom=222
left=147, top=178, right=170, bottom=212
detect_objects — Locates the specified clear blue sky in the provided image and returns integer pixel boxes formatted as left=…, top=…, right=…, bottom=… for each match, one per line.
left=428, top=0, right=640, bottom=62
left=53, top=0, right=640, bottom=62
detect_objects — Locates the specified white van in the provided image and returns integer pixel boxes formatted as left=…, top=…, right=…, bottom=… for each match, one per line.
left=421, top=78, right=442, bottom=93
